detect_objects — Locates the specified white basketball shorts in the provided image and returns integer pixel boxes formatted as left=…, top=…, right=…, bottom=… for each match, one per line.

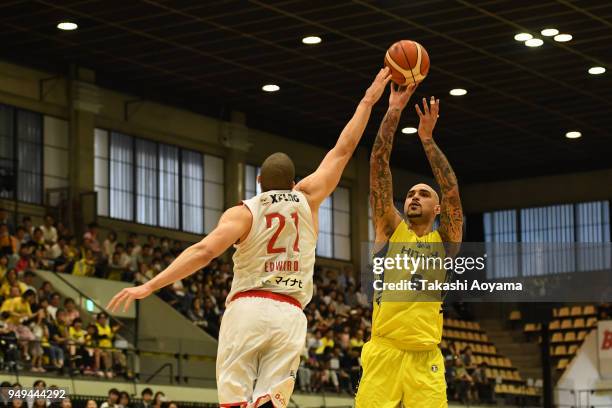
left=217, top=291, right=307, bottom=408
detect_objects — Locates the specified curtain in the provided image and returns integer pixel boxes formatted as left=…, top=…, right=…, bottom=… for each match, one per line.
left=159, top=144, right=179, bottom=229
left=182, top=149, right=203, bottom=234
left=136, top=139, right=158, bottom=225
left=16, top=110, right=42, bottom=204
left=110, top=132, right=134, bottom=221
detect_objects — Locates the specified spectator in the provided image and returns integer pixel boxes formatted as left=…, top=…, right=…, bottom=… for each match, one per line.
left=53, top=239, right=76, bottom=273
left=21, top=217, right=33, bottom=241
left=48, top=308, right=68, bottom=371
left=152, top=393, right=165, bottom=408
left=21, top=271, right=36, bottom=293
left=68, top=317, right=87, bottom=374
left=0, top=224, right=17, bottom=256
left=29, top=309, right=48, bottom=372
left=60, top=398, right=71, bottom=408
left=118, top=392, right=130, bottom=408
left=0, top=210, right=14, bottom=234
left=95, top=312, right=125, bottom=378
left=1, top=287, right=34, bottom=325
left=186, top=298, right=206, bottom=330
left=103, top=232, right=118, bottom=261
left=83, top=223, right=101, bottom=254
left=0, top=255, right=9, bottom=281
left=85, top=401, right=97, bottom=408
left=453, top=358, right=474, bottom=404
left=107, top=252, right=126, bottom=281
left=40, top=216, right=58, bottom=246
left=72, top=249, right=96, bottom=277
left=47, top=293, right=61, bottom=321
left=64, top=298, right=80, bottom=325
left=135, top=389, right=153, bottom=408
left=13, top=227, right=27, bottom=255
left=28, top=228, right=46, bottom=253
left=1, top=382, right=12, bottom=408
left=473, top=362, right=494, bottom=404
left=128, top=233, right=141, bottom=256
left=100, top=389, right=119, bottom=408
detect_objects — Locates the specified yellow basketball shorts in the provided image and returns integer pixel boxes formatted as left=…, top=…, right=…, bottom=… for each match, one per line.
left=355, top=339, right=447, bottom=408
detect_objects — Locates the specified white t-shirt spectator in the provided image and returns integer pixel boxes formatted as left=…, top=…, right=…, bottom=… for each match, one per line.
left=40, top=225, right=58, bottom=244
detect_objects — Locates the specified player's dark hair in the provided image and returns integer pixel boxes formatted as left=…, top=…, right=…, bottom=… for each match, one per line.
left=260, top=152, right=295, bottom=192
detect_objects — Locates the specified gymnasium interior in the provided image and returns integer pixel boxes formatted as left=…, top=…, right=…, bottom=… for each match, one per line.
left=0, top=1, right=611, bottom=407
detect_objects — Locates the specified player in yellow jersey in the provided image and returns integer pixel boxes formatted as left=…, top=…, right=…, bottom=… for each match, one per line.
left=355, top=85, right=463, bottom=408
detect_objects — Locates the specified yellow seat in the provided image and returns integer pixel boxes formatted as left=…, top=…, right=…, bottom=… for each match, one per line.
left=481, top=333, right=489, bottom=342
left=587, top=317, right=598, bottom=327
left=583, top=305, right=596, bottom=316
left=564, top=331, right=576, bottom=342
left=561, top=319, right=573, bottom=330
left=574, top=318, right=586, bottom=329
left=557, top=359, right=569, bottom=370
left=551, top=332, right=563, bottom=343
left=549, top=320, right=561, bottom=330
left=568, top=345, right=578, bottom=355
left=554, top=345, right=567, bottom=356
left=458, top=320, right=467, bottom=329
left=577, top=331, right=588, bottom=341
left=558, top=307, right=570, bottom=317
left=509, top=310, right=522, bottom=321
left=570, top=306, right=582, bottom=316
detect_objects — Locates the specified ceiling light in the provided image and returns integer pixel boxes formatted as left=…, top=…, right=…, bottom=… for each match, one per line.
left=514, top=33, right=533, bottom=42
left=565, top=131, right=582, bottom=139
left=302, top=36, right=322, bottom=45
left=57, top=21, right=78, bottom=31
left=401, top=127, right=417, bottom=134
left=262, top=84, right=280, bottom=92
left=541, top=28, right=559, bottom=37
left=449, top=88, right=467, bottom=96
left=554, top=34, right=572, bottom=42
left=525, top=38, right=544, bottom=47
left=588, top=66, right=606, bottom=75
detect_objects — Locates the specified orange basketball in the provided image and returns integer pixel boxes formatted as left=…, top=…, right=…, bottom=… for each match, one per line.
left=384, top=40, right=430, bottom=86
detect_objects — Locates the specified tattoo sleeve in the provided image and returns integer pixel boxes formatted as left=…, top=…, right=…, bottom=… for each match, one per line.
left=370, top=108, right=402, bottom=238
left=421, top=138, right=464, bottom=249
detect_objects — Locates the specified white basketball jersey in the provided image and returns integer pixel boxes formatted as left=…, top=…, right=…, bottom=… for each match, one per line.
left=228, top=190, right=317, bottom=308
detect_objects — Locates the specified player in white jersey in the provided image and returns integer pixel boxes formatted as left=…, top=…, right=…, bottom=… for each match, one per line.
left=107, top=67, right=392, bottom=408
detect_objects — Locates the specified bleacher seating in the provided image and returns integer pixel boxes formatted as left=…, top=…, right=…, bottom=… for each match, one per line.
left=516, top=304, right=602, bottom=375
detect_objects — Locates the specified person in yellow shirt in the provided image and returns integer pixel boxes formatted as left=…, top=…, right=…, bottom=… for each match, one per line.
left=355, top=89, right=463, bottom=408
left=0, top=287, right=34, bottom=324
left=68, top=317, right=87, bottom=374
left=95, top=312, right=125, bottom=378
left=0, top=269, right=28, bottom=298
left=315, top=330, right=335, bottom=355
left=72, top=249, right=96, bottom=277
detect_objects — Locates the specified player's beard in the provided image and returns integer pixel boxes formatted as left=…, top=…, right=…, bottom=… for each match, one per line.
left=406, top=208, right=423, bottom=218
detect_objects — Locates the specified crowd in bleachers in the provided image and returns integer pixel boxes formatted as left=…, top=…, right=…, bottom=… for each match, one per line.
left=0, top=212, right=132, bottom=377
left=0, top=210, right=547, bottom=402
left=0, top=380, right=180, bottom=408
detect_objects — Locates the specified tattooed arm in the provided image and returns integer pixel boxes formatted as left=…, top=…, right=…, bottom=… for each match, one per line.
left=370, top=83, right=417, bottom=243
left=416, top=97, right=463, bottom=255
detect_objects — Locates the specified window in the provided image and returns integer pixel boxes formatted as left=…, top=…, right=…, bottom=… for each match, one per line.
left=316, top=187, right=351, bottom=261
left=0, top=105, right=43, bottom=204
left=94, top=128, right=224, bottom=234
left=484, top=210, right=520, bottom=279
left=158, top=144, right=179, bottom=229
left=135, top=139, right=157, bottom=225
left=109, top=132, right=134, bottom=221
left=182, top=150, right=203, bottom=234
left=484, top=201, right=611, bottom=278
left=244, top=164, right=262, bottom=199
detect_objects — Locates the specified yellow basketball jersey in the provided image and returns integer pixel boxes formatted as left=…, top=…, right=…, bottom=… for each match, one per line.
left=371, top=221, right=446, bottom=351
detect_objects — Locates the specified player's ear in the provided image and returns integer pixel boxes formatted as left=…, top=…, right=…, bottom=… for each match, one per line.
left=434, top=204, right=441, bottom=215
left=291, top=181, right=296, bottom=188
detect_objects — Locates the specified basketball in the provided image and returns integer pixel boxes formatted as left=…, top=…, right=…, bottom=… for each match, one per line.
left=384, top=40, right=430, bottom=86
